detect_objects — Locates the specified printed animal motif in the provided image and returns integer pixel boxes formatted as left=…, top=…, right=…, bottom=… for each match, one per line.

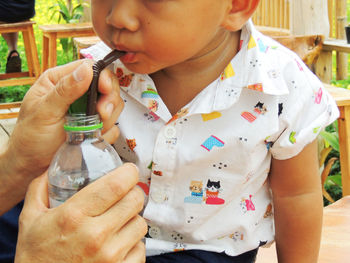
left=201, top=135, right=225, bottom=151
left=204, top=180, right=225, bottom=205
left=240, top=195, right=255, bottom=213
left=115, top=67, right=134, bottom=87
left=148, top=100, right=159, bottom=112
left=241, top=101, right=267, bottom=123
left=229, top=231, right=244, bottom=242
left=184, top=181, right=204, bottom=204
left=264, top=203, right=273, bottom=218
left=166, top=108, right=189, bottom=124
left=126, top=138, right=137, bottom=152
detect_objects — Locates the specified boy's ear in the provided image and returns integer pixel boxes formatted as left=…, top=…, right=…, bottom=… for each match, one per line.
left=222, top=0, right=260, bottom=31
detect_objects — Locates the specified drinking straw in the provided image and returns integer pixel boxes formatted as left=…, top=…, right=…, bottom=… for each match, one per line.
left=86, top=50, right=126, bottom=115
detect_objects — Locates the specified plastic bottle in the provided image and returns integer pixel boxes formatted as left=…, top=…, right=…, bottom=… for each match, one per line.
left=48, top=113, right=122, bottom=207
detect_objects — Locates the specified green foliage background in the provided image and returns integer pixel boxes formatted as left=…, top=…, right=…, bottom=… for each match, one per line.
left=0, top=0, right=80, bottom=102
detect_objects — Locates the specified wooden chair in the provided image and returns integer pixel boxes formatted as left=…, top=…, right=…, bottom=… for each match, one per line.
left=0, top=21, right=40, bottom=87
left=0, top=102, right=21, bottom=120
left=39, top=22, right=95, bottom=72
left=272, top=34, right=324, bottom=69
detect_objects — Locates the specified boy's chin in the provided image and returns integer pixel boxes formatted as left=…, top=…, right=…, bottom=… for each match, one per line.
left=122, top=62, right=161, bottom=75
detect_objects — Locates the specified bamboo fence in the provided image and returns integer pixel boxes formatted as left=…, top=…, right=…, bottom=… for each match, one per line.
left=252, top=0, right=347, bottom=39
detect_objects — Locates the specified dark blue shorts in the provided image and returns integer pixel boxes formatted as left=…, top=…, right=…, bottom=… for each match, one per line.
left=146, top=248, right=258, bottom=263
left=0, top=201, right=23, bottom=263
left=0, top=0, right=35, bottom=23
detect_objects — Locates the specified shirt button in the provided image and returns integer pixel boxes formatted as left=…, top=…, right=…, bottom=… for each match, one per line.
left=151, top=190, right=168, bottom=203
left=148, top=226, right=161, bottom=239
left=164, top=126, right=176, bottom=138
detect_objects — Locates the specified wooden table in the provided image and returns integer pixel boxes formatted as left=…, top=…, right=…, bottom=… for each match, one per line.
left=256, top=196, right=350, bottom=262
left=325, top=84, right=350, bottom=196
left=39, top=22, right=95, bottom=72
left=73, top=36, right=101, bottom=59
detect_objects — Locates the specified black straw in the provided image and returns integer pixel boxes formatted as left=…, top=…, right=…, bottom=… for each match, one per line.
left=86, top=50, right=126, bottom=116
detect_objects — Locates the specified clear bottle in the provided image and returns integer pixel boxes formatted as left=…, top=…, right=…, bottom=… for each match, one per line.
left=48, top=113, right=122, bottom=208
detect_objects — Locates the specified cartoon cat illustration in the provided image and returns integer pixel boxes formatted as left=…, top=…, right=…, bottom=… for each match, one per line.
left=205, top=179, right=225, bottom=205
left=240, top=194, right=255, bottom=213
left=126, top=138, right=137, bottom=152
left=264, top=203, right=273, bottom=218
left=184, top=180, right=204, bottom=204
left=229, top=231, right=244, bottom=242
left=166, top=108, right=189, bottom=124
left=241, top=101, right=267, bottom=123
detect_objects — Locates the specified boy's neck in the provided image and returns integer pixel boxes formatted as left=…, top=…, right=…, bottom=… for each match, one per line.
left=150, top=29, right=241, bottom=116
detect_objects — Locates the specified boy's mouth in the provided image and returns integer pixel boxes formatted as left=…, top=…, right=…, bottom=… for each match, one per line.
left=120, top=52, right=137, bottom=64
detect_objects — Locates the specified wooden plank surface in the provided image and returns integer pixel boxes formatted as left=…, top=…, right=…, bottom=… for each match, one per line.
left=39, top=22, right=93, bottom=33
left=0, top=110, right=17, bottom=149
left=323, top=39, right=350, bottom=53
left=324, top=84, right=350, bottom=107
left=0, top=21, right=35, bottom=30
left=256, top=196, right=350, bottom=263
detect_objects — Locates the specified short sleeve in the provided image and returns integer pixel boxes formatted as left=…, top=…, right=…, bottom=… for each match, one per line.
left=269, top=59, right=339, bottom=160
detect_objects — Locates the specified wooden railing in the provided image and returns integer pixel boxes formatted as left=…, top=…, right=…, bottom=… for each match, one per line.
left=252, top=0, right=290, bottom=30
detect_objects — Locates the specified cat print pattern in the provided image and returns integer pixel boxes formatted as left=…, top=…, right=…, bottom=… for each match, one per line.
left=184, top=179, right=225, bottom=205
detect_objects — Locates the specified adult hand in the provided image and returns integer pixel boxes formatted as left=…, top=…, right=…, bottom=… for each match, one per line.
left=8, top=59, right=123, bottom=178
left=15, top=163, right=147, bottom=263
left=0, top=59, right=124, bottom=214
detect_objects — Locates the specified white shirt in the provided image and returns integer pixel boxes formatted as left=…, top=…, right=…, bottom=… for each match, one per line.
left=81, top=21, right=339, bottom=257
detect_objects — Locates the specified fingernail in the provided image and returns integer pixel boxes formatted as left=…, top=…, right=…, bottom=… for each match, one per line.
left=73, top=63, right=86, bottom=82
left=105, top=103, right=114, bottom=118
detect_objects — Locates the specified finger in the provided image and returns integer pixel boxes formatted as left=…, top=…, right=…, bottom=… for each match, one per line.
left=66, top=163, right=139, bottom=217
left=123, top=242, right=146, bottom=263
left=22, top=172, right=49, bottom=217
left=45, top=59, right=93, bottom=86
left=96, top=186, right=144, bottom=233
left=97, top=70, right=124, bottom=127
left=100, top=96, right=124, bottom=132
left=98, top=68, right=120, bottom=96
left=101, top=125, right=120, bottom=144
left=44, top=60, right=94, bottom=118
left=101, top=216, right=147, bottom=262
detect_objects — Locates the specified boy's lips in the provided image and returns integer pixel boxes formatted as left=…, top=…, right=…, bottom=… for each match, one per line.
left=120, top=52, right=137, bottom=63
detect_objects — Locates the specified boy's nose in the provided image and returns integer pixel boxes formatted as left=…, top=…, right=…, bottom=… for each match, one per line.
left=106, top=0, right=140, bottom=32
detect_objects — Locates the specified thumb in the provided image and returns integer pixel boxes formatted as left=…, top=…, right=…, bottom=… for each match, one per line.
left=22, top=172, right=50, bottom=216
left=45, top=61, right=93, bottom=117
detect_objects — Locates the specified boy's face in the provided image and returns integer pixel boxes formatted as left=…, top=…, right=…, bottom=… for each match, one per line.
left=92, top=0, right=233, bottom=74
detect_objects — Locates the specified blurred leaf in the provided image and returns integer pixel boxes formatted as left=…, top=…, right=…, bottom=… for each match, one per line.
left=319, top=131, right=339, bottom=152
left=319, top=146, right=333, bottom=167
left=327, top=174, right=342, bottom=187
